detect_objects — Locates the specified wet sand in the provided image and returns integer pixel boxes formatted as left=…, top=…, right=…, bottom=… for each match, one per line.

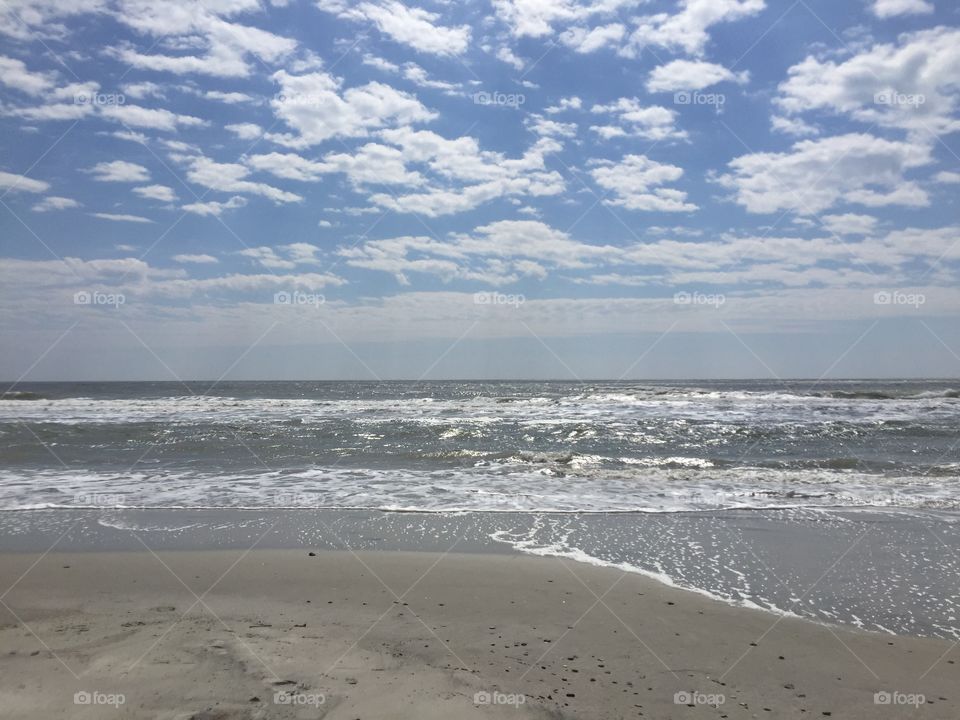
left=0, top=549, right=956, bottom=719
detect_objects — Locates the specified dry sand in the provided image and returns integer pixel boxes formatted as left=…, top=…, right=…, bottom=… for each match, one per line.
left=0, top=549, right=956, bottom=719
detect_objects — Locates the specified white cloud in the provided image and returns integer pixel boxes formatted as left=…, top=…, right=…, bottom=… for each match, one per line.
left=90, top=212, right=154, bottom=223
left=318, top=0, right=470, bottom=56
left=821, top=213, right=879, bottom=236
left=225, top=122, right=263, bottom=140
left=364, top=129, right=566, bottom=216
left=173, top=254, right=218, bottom=264
left=545, top=96, right=582, bottom=114
left=777, top=28, right=960, bottom=136
left=111, top=129, right=150, bottom=144
left=267, top=69, right=436, bottom=148
left=99, top=104, right=207, bottom=132
left=184, top=156, right=302, bottom=204
left=559, top=23, right=625, bottom=53
left=32, top=196, right=80, bottom=212
left=491, top=0, right=623, bottom=39
left=244, top=152, right=331, bottom=182
left=182, top=196, right=247, bottom=217
left=86, top=160, right=151, bottom=183
left=340, top=219, right=619, bottom=284
left=625, top=0, right=766, bottom=56
left=590, top=98, right=686, bottom=141
left=717, top=133, right=933, bottom=214
left=526, top=115, right=578, bottom=138
left=934, top=171, right=960, bottom=184
left=0, top=55, right=57, bottom=95
left=0, top=170, right=49, bottom=193
left=338, top=219, right=960, bottom=291
left=869, top=0, right=934, bottom=18
left=362, top=53, right=400, bottom=73
left=771, top=115, right=819, bottom=137
left=133, top=185, right=177, bottom=202
left=402, top=63, right=460, bottom=92
left=494, top=0, right=571, bottom=37
left=240, top=243, right=322, bottom=269
left=324, top=143, right=426, bottom=186
left=0, top=1, right=104, bottom=41
left=121, top=81, right=165, bottom=100
left=203, top=90, right=255, bottom=104
left=646, top=60, right=748, bottom=92
left=111, top=0, right=297, bottom=78
left=495, top=47, right=525, bottom=71
left=590, top=155, right=697, bottom=212
left=4, top=101, right=94, bottom=122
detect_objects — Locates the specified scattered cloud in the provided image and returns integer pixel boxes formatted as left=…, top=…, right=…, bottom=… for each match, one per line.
left=777, top=27, right=960, bottom=136
left=173, top=254, right=219, bottom=264
left=0, top=170, right=49, bottom=193
left=716, top=133, right=933, bottom=214
left=646, top=60, right=749, bottom=92
left=86, top=161, right=151, bottom=183
left=318, top=0, right=470, bottom=56
left=32, top=196, right=81, bottom=212
left=182, top=195, right=248, bottom=217
left=590, top=98, right=686, bottom=141
left=133, top=184, right=178, bottom=202
left=870, top=0, right=934, bottom=19
left=266, top=69, right=436, bottom=148
left=90, top=212, right=154, bottom=223
left=590, top=155, right=697, bottom=212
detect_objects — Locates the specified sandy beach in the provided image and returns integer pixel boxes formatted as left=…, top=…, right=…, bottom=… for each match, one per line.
left=0, top=548, right=955, bottom=719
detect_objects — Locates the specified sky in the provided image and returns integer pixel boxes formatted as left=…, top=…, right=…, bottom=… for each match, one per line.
left=0, top=0, right=959, bottom=380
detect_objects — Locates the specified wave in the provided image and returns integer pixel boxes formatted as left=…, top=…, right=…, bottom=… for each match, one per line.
left=1, top=391, right=44, bottom=400
left=0, top=464, right=956, bottom=514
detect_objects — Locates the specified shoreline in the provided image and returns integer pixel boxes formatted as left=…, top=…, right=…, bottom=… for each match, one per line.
left=1, top=507, right=958, bottom=643
left=1, top=548, right=957, bottom=719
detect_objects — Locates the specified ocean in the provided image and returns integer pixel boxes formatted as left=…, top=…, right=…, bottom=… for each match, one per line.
left=1, top=379, right=958, bottom=638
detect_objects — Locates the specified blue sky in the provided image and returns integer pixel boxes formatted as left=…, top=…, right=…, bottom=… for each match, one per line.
left=1, top=0, right=959, bottom=379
